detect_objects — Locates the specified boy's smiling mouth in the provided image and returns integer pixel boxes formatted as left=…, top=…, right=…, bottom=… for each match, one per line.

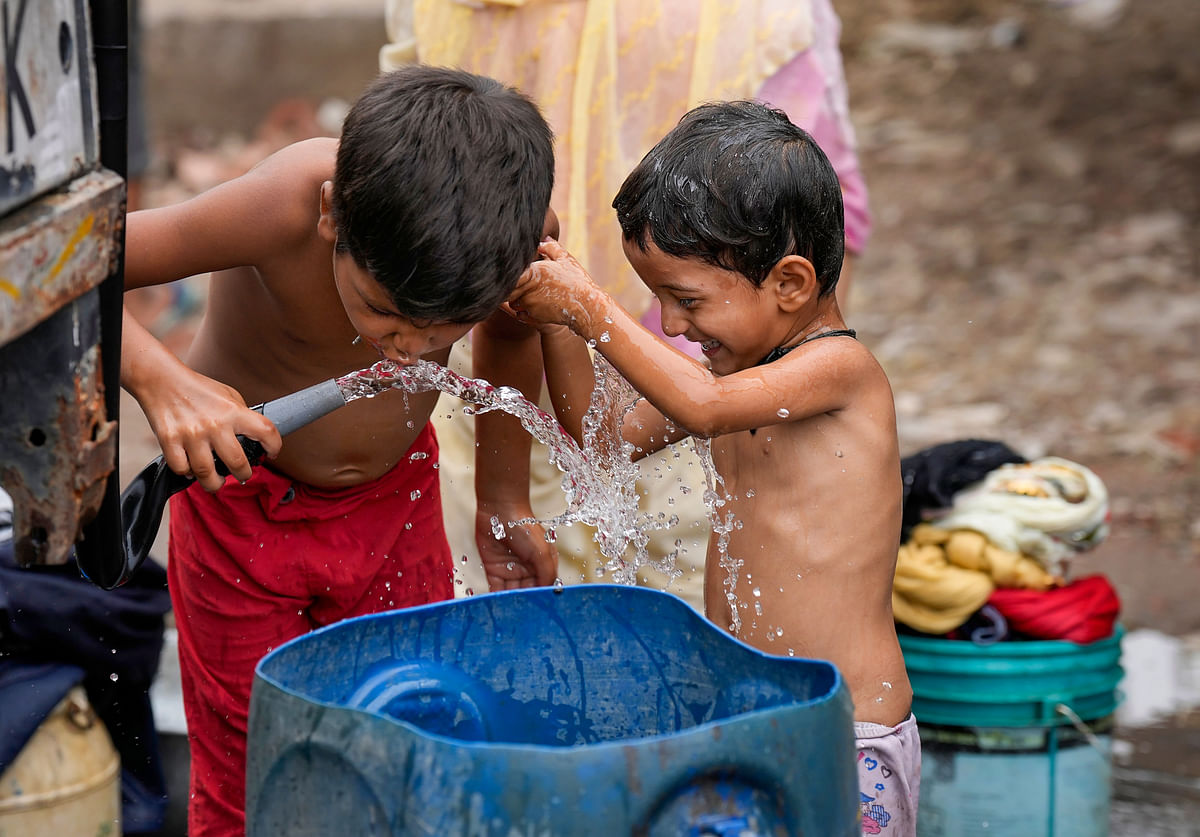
left=699, top=338, right=722, bottom=357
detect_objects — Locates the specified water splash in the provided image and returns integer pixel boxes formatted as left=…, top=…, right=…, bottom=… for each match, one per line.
left=691, top=437, right=743, bottom=634
left=335, top=357, right=685, bottom=586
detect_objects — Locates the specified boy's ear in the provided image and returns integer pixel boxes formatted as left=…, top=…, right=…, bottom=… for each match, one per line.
left=770, top=255, right=818, bottom=312
left=543, top=207, right=561, bottom=241
left=317, top=181, right=337, bottom=243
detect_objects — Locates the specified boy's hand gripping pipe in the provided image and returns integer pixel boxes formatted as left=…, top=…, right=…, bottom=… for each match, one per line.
left=86, top=378, right=348, bottom=590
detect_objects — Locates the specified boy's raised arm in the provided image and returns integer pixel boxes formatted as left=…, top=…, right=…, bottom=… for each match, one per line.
left=535, top=324, right=684, bottom=461
left=471, top=310, right=558, bottom=589
left=511, top=240, right=862, bottom=438
left=535, top=326, right=592, bottom=444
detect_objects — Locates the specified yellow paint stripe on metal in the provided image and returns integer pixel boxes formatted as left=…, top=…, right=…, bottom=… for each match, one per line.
left=45, top=213, right=96, bottom=284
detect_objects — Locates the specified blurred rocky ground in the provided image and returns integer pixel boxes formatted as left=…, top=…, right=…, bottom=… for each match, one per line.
left=129, top=0, right=1198, bottom=829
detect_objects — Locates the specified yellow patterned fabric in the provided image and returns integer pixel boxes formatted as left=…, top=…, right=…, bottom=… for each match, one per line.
left=404, top=0, right=814, bottom=318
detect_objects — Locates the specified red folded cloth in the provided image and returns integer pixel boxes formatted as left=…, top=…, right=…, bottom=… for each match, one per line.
left=987, top=575, right=1121, bottom=643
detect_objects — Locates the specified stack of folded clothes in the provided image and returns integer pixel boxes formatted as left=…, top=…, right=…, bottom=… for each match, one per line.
left=892, top=440, right=1119, bottom=645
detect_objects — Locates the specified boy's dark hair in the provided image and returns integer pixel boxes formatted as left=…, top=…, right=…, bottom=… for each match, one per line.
left=613, top=100, right=844, bottom=297
left=332, top=66, right=554, bottom=322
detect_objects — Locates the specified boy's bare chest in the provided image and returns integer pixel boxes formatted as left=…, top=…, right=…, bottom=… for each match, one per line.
left=712, top=424, right=804, bottom=488
left=200, top=259, right=369, bottom=400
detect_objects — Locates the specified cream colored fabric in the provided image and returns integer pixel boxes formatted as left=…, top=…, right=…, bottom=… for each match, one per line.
left=390, top=0, right=813, bottom=319
left=928, top=456, right=1110, bottom=577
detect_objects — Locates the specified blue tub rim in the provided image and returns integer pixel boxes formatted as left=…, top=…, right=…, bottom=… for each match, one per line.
left=252, top=583, right=848, bottom=753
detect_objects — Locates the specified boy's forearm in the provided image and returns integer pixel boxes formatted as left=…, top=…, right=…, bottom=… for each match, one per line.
left=472, top=313, right=542, bottom=504
left=565, top=295, right=727, bottom=438
left=540, top=328, right=594, bottom=445
left=120, top=306, right=186, bottom=403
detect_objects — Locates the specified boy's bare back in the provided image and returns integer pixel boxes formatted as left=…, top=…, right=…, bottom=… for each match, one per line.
left=704, top=336, right=911, bottom=726
left=124, top=139, right=443, bottom=488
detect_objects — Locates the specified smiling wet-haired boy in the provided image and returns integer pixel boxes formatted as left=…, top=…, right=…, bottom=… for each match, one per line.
left=122, top=65, right=558, bottom=836
left=509, top=100, right=920, bottom=833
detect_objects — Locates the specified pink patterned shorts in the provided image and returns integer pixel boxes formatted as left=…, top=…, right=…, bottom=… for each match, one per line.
left=856, top=713, right=922, bottom=835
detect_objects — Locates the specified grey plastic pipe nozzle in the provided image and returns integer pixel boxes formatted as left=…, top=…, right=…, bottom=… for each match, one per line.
left=259, top=377, right=348, bottom=436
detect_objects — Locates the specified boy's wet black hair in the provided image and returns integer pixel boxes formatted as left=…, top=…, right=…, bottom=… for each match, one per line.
left=332, top=66, right=554, bottom=323
left=613, top=100, right=844, bottom=297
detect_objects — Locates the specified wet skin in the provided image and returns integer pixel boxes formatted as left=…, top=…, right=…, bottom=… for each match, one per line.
left=511, top=238, right=912, bottom=725
left=121, top=137, right=555, bottom=589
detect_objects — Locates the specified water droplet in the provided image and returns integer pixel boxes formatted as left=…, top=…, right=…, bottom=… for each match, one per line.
left=776, top=408, right=790, bottom=419
left=745, top=489, right=755, bottom=498
left=552, top=578, right=564, bottom=593
left=752, top=587, right=762, bottom=597
left=109, top=672, right=119, bottom=682
left=491, top=516, right=506, bottom=540
left=598, top=331, right=611, bottom=343
left=410, top=489, right=422, bottom=501
left=835, top=449, right=844, bottom=458
left=404, top=522, right=412, bottom=530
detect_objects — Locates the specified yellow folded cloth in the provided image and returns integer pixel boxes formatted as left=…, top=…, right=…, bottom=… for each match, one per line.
left=892, top=525, right=1062, bottom=634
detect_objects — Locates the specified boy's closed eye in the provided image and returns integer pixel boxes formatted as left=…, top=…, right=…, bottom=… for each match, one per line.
left=367, top=302, right=397, bottom=317
left=677, top=298, right=697, bottom=309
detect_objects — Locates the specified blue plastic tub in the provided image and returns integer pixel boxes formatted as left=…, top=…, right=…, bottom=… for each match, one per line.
left=247, top=584, right=858, bottom=836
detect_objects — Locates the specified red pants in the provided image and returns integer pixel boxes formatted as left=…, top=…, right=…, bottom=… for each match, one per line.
left=167, top=423, right=453, bottom=837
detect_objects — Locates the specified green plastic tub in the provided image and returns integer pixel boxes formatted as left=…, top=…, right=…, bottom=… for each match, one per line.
left=901, top=627, right=1124, bottom=836
left=900, top=627, right=1124, bottom=728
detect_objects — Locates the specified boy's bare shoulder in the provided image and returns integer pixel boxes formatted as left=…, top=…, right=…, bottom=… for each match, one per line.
left=778, top=331, right=891, bottom=392
left=221, top=137, right=338, bottom=255
left=246, top=138, right=336, bottom=213
left=246, top=137, right=337, bottom=180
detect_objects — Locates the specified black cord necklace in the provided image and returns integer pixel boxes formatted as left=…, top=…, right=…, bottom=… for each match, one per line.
left=749, top=328, right=857, bottom=435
